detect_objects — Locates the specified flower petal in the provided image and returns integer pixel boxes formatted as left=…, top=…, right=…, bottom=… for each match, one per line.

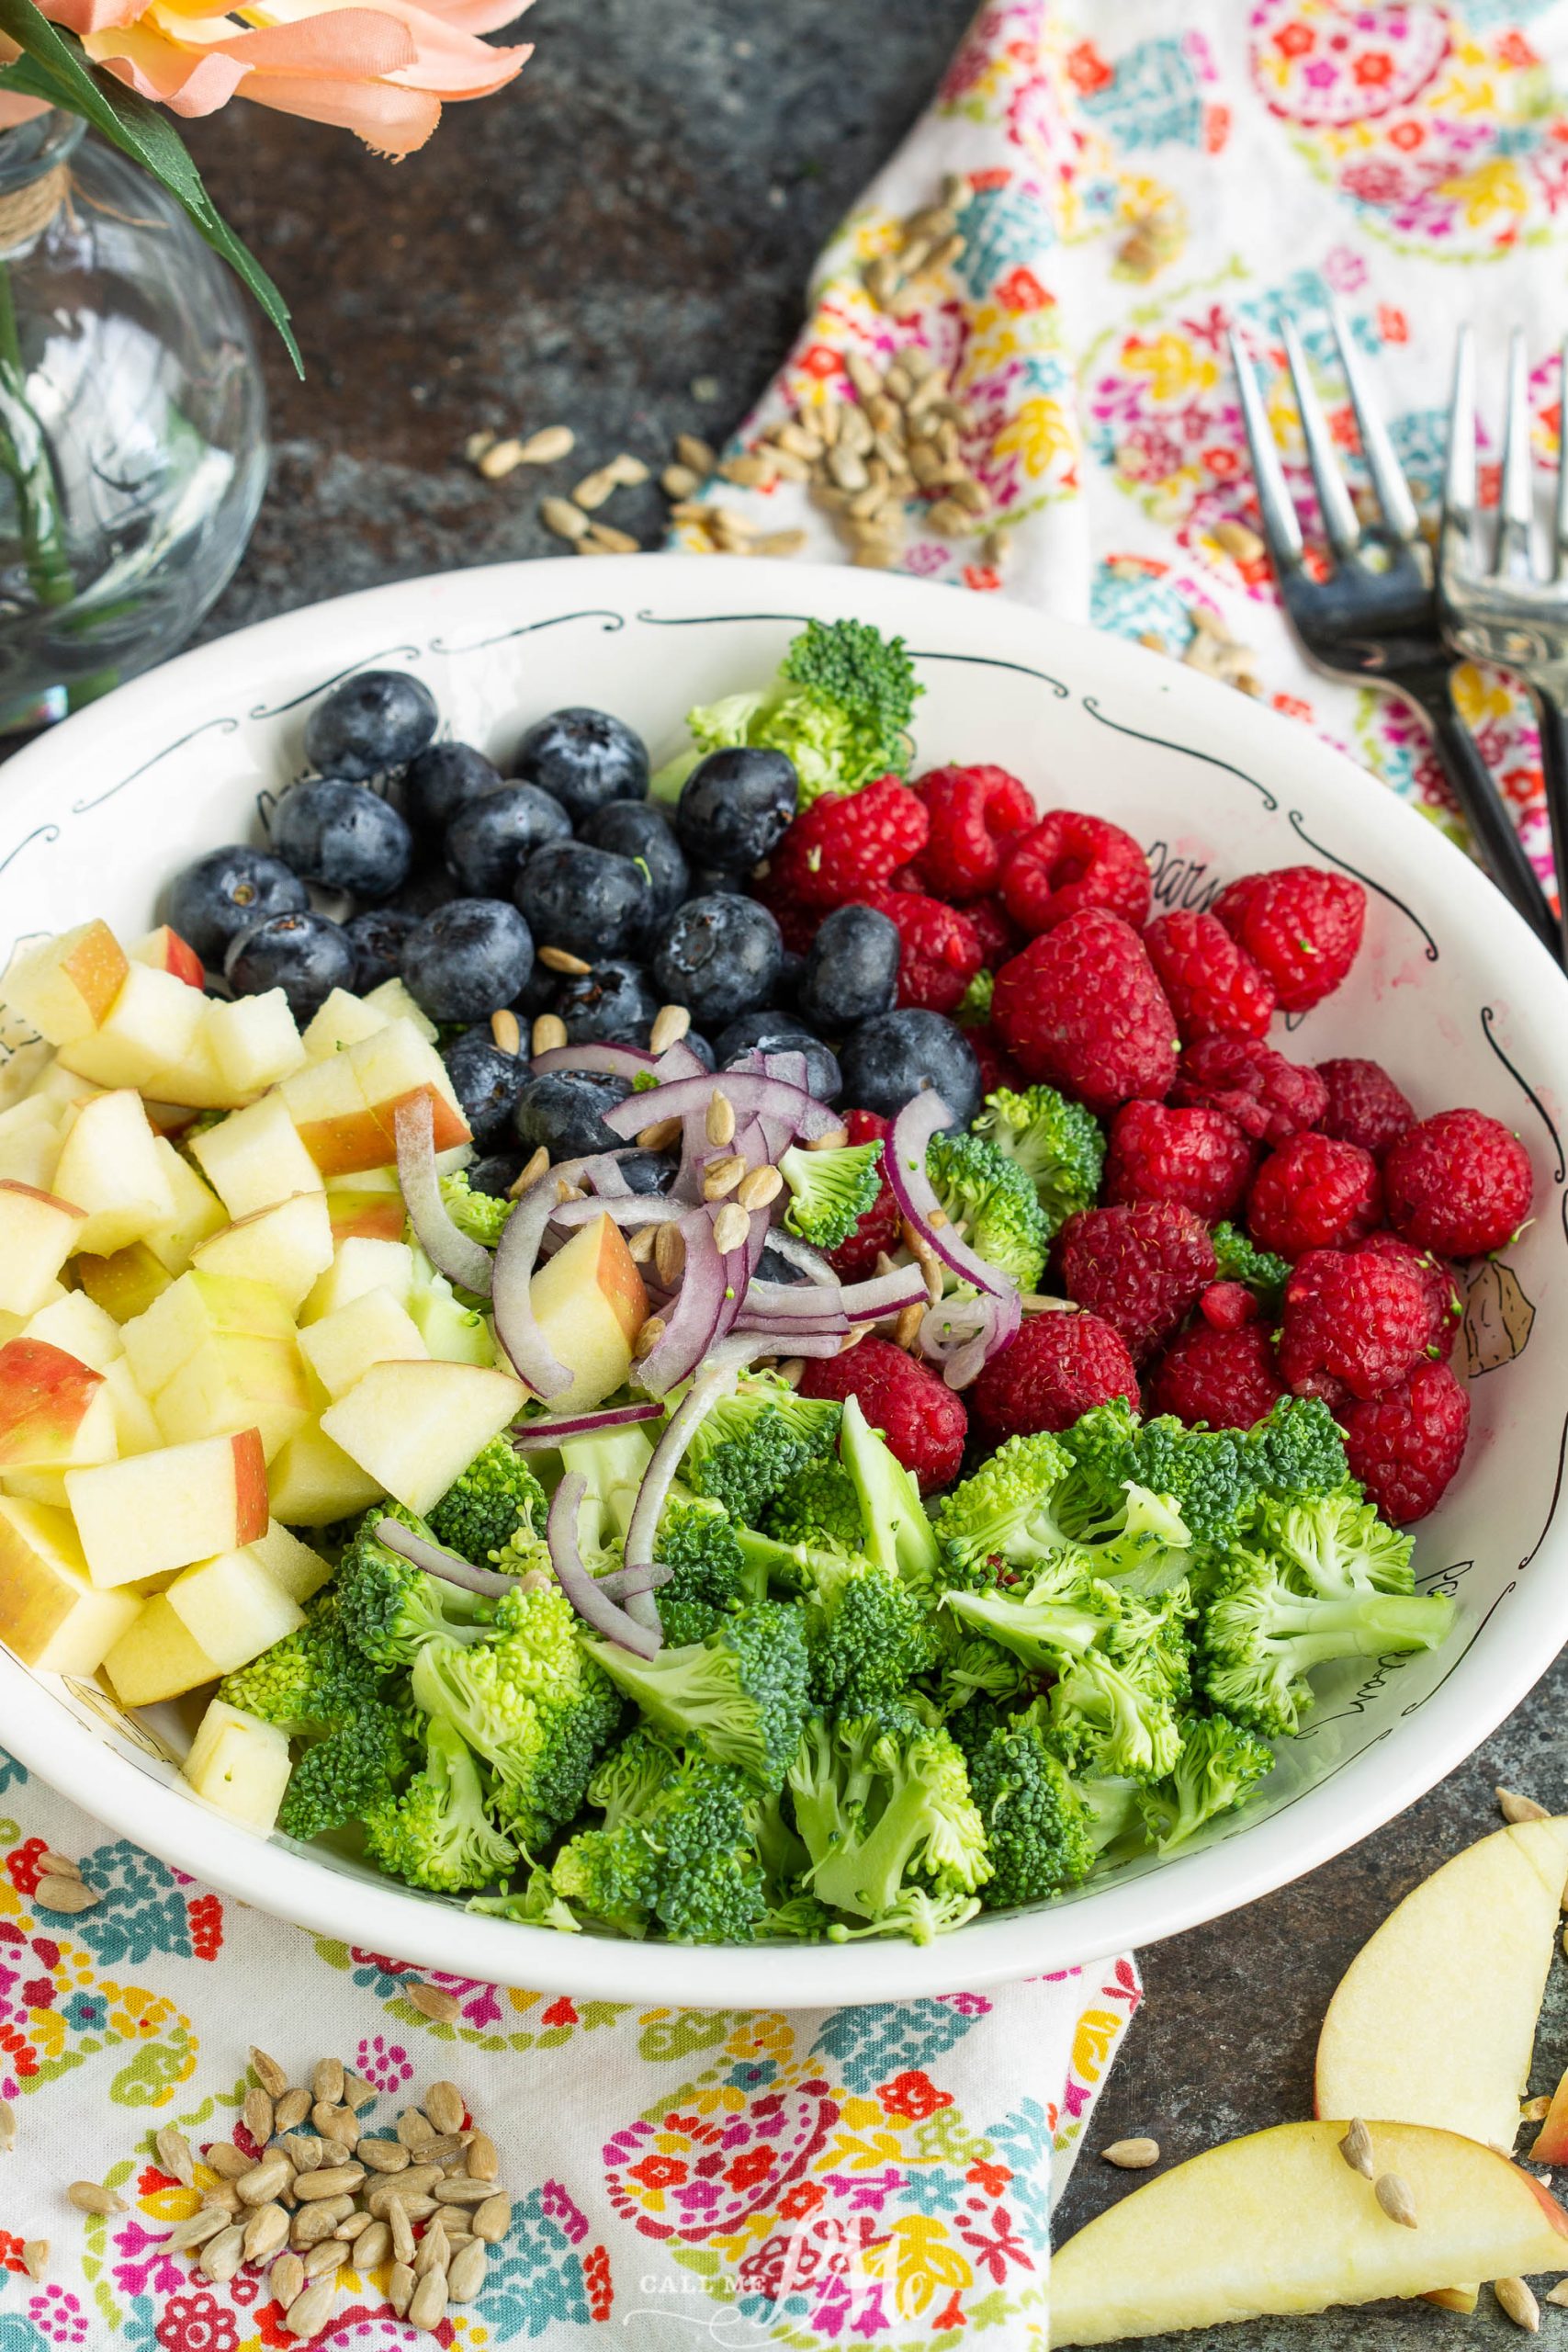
left=240, top=64, right=442, bottom=149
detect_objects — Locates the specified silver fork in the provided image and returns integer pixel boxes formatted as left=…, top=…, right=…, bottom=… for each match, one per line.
left=1229, top=302, right=1560, bottom=959
left=1438, top=325, right=1568, bottom=967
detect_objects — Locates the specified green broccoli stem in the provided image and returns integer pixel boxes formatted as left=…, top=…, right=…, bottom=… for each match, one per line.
left=1269, top=1592, right=1453, bottom=1668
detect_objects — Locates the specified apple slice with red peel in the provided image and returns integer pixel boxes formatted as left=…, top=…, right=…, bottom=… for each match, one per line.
left=67, top=1428, right=268, bottom=1589
left=131, top=926, right=205, bottom=990
left=0, top=1182, right=85, bottom=1315
left=2, top=921, right=128, bottom=1044
left=0, top=1338, right=116, bottom=1470
left=1049, top=2120, right=1568, bottom=2346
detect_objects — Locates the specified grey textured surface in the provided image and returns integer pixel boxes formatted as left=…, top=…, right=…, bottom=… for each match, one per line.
left=129, top=5, right=1568, bottom=2341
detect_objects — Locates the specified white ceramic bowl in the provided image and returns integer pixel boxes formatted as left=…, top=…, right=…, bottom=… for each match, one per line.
left=1, top=554, right=1563, bottom=2007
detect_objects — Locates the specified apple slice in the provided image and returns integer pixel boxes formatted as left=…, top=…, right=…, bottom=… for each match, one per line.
left=302, top=1236, right=414, bottom=1323
left=325, top=1188, right=407, bottom=1245
left=122, top=1268, right=296, bottom=1397
left=164, top=1545, right=304, bottom=1672
left=265, top=1416, right=384, bottom=1524
left=0, top=1182, right=85, bottom=1314
left=520, top=1212, right=646, bottom=1410
left=364, top=977, right=438, bottom=1043
left=101, top=1597, right=221, bottom=1706
left=143, top=1141, right=228, bottom=1274
left=132, top=924, right=206, bottom=989
left=57, top=961, right=207, bottom=1091
left=0, top=1338, right=117, bottom=1471
left=192, top=1190, right=333, bottom=1314
left=0, top=1494, right=141, bottom=1672
left=190, top=1091, right=324, bottom=1220
left=181, top=1698, right=290, bottom=1830
left=53, top=1090, right=175, bottom=1257
left=321, top=1358, right=523, bottom=1514
left=67, top=1429, right=269, bottom=1589
left=77, top=1244, right=174, bottom=1325
left=2, top=922, right=129, bottom=1044
left=301, top=988, right=388, bottom=1058
left=1315, top=1815, right=1568, bottom=2152
left=299, top=1285, right=427, bottom=1399
left=245, top=1520, right=333, bottom=1605
left=205, top=990, right=304, bottom=1098
left=282, top=1018, right=468, bottom=1176
left=153, top=1334, right=310, bottom=1462
left=1050, top=2120, right=1568, bottom=2346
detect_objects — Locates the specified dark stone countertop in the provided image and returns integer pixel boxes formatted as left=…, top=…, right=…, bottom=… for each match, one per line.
left=146, top=5, right=1568, bottom=2340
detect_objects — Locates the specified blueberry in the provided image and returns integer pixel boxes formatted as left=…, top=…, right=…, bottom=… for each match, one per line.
left=445, top=785, right=572, bottom=898
left=304, top=670, right=438, bottom=781
left=344, top=907, right=420, bottom=992
left=796, top=902, right=901, bottom=1033
left=225, top=910, right=355, bottom=1023
left=838, top=1009, right=981, bottom=1127
left=165, top=845, right=308, bottom=970
left=403, top=741, right=502, bottom=835
left=401, top=899, right=535, bottom=1024
left=512, top=964, right=559, bottom=1018
left=616, top=1148, right=679, bottom=1194
left=580, top=800, right=690, bottom=922
left=442, top=1029, right=531, bottom=1150
left=651, top=894, right=782, bottom=1031
left=513, top=1070, right=633, bottom=1160
left=272, top=779, right=412, bottom=900
left=392, top=866, right=460, bottom=919
left=514, top=707, right=649, bottom=823
left=716, top=1012, right=841, bottom=1103
left=676, top=747, right=797, bottom=874
left=683, top=1029, right=717, bottom=1071
left=468, top=1151, right=525, bottom=1198
left=553, top=958, right=661, bottom=1046
left=757, top=1241, right=808, bottom=1285
left=513, top=841, right=653, bottom=961
left=686, top=862, right=746, bottom=899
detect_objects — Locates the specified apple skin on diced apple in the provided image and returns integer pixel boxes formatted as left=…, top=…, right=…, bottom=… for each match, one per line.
left=1315, top=1815, right=1568, bottom=2154
left=283, top=1020, right=468, bottom=1177
left=53, top=1091, right=176, bottom=1257
left=67, top=1428, right=268, bottom=1589
left=1049, top=2119, right=1568, bottom=2346
left=0, top=1182, right=85, bottom=1314
left=132, top=925, right=206, bottom=990
left=321, top=1358, right=524, bottom=1515
left=2, top=922, right=129, bottom=1045
left=0, top=1493, right=141, bottom=1673
left=57, top=961, right=207, bottom=1092
left=0, top=1338, right=117, bottom=1471
left=191, top=1091, right=324, bottom=1220
left=327, top=1189, right=408, bottom=1246
left=191, top=1190, right=334, bottom=1315
left=518, top=1212, right=647, bottom=1412
left=181, top=1700, right=291, bottom=1831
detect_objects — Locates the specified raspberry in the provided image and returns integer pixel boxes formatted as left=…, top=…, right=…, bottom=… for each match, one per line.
left=821, top=1108, right=902, bottom=1281
left=765, top=774, right=929, bottom=910
left=992, top=910, right=1179, bottom=1115
left=1148, top=1322, right=1283, bottom=1430
left=797, top=1335, right=966, bottom=1493
left=1362, top=1231, right=1462, bottom=1362
left=964, top=894, right=1023, bottom=970
left=1247, top=1132, right=1382, bottom=1261
left=750, top=874, right=821, bottom=957
left=1172, top=1035, right=1329, bottom=1147
left=1200, top=1281, right=1260, bottom=1329
left=1000, top=809, right=1151, bottom=937
left=966, top=1023, right=1028, bottom=1100
left=1211, top=865, right=1365, bottom=1012
left=862, top=885, right=984, bottom=1015
left=910, top=763, right=1036, bottom=899
left=1055, top=1201, right=1216, bottom=1363
left=1339, top=1361, right=1471, bottom=1524
left=1382, top=1107, right=1533, bottom=1258
left=1315, top=1057, right=1415, bottom=1159
left=968, top=1310, right=1139, bottom=1442
left=1142, top=910, right=1275, bottom=1044
left=1277, top=1246, right=1433, bottom=1404
left=1104, top=1101, right=1255, bottom=1221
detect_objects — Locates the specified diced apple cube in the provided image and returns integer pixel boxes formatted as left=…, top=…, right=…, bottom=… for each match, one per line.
left=299, top=1285, right=427, bottom=1400
left=0, top=1038, right=55, bottom=1111
left=153, top=1333, right=309, bottom=1462
left=132, top=925, right=206, bottom=989
left=53, top=1091, right=175, bottom=1257
left=24, top=1291, right=121, bottom=1369
left=122, top=1268, right=296, bottom=1396
left=302, top=1237, right=414, bottom=1323
left=182, top=1700, right=291, bottom=1831
left=522, top=1212, right=646, bottom=1411
left=67, top=1429, right=269, bottom=1589
left=29, top=1061, right=105, bottom=1114
left=284, top=1018, right=468, bottom=1176
left=266, top=1416, right=384, bottom=1523
left=102, top=1597, right=222, bottom=1706
left=301, top=989, right=387, bottom=1058
left=141, top=1021, right=233, bottom=1111
left=102, top=1359, right=162, bottom=1455
left=0, top=1114, right=61, bottom=1193
left=0, top=1495, right=141, bottom=1671
left=144, top=1141, right=227, bottom=1274
left=0, top=1338, right=117, bottom=1470
left=321, top=1358, right=523, bottom=1514
left=192, top=1190, right=333, bottom=1315
left=57, top=961, right=206, bottom=1091
left=191, top=1092, right=323, bottom=1220
left=364, top=977, right=438, bottom=1043
left=0, top=1182, right=85, bottom=1313
left=246, top=1520, right=333, bottom=1605
left=325, top=1190, right=406, bottom=1245
left=2, top=922, right=129, bottom=1045
left=206, top=991, right=305, bottom=1097
left=165, top=1546, right=304, bottom=1671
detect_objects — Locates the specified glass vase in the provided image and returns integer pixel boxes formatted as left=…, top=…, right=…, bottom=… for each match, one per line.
left=0, top=111, right=268, bottom=732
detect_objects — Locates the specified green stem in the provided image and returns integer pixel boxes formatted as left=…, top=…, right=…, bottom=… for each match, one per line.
left=0, top=248, right=74, bottom=613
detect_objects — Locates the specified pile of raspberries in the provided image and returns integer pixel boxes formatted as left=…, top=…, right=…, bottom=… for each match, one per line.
left=760, top=768, right=1536, bottom=1527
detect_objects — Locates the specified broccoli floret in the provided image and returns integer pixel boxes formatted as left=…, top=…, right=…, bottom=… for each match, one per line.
left=363, top=1714, right=517, bottom=1893
left=973, top=1084, right=1105, bottom=1237
left=654, top=1496, right=750, bottom=1646
left=552, top=1741, right=769, bottom=1945
left=926, top=1127, right=1051, bottom=1292
left=1130, top=1418, right=1256, bottom=1549
left=1212, top=1222, right=1291, bottom=1311
left=682, top=1374, right=841, bottom=1524
left=1051, top=1403, right=1201, bottom=1585
left=219, top=1589, right=385, bottom=1738
left=1262, top=1489, right=1415, bottom=1597
left=1243, top=1396, right=1352, bottom=1505
left=840, top=1394, right=943, bottom=1589
left=938, top=1638, right=1036, bottom=1723
left=763, top=1892, right=837, bottom=1941
left=788, top=1707, right=991, bottom=1928
left=468, top=1867, right=581, bottom=1933
left=1046, top=1584, right=1192, bottom=1781
left=803, top=1550, right=942, bottom=1715
left=439, top=1169, right=513, bottom=1249
left=764, top=1453, right=865, bottom=1554
left=278, top=1700, right=416, bottom=1843
left=667, top=618, right=921, bottom=808
left=1137, top=1712, right=1276, bottom=1853
left=777, top=1139, right=885, bottom=1249
left=1201, top=1549, right=1453, bottom=1736
left=825, top=1887, right=984, bottom=1945
left=584, top=1600, right=811, bottom=1791
left=968, top=1702, right=1145, bottom=1906
left=333, top=1513, right=500, bottom=1669
left=427, top=1436, right=547, bottom=1567
left=931, top=1431, right=1077, bottom=1586
left=942, top=1555, right=1124, bottom=1670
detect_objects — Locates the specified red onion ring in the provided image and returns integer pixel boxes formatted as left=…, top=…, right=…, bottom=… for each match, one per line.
left=491, top=1170, right=573, bottom=1401
left=375, top=1517, right=515, bottom=1597
left=551, top=1194, right=686, bottom=1231
left=530, top=1043, right=658, bottom=1080
left=512, top=1399, right=666, bottom=1449
left=763, top=1230, right=838, bottom=1287
left=596, top=1560, right=673, bottom=1603
left=547, top=1472, right=662, bottom=1657
left=394, top=1096, right=495, bottom=1298
left=886, top=1091, right=1020, bottom=1303
left=745, top=1264, right=928, bottom=1325
left=601, top=1070, right=839, bottom=1146
left=631, top=1206, right=732, bottom=1397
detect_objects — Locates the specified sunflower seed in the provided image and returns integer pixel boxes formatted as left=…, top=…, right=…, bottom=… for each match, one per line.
left=1102, top=2138, right=1160, bottom=2170
left=369, top=2188, right=437, bottom=2224
left=705, top=1090, right=736, bottom=1148
left=472, top=2194, right=512, bottom=2242
left=292, top=2202, right=347, bottom=2247
left=22, top=2241, right=47, bottom=2283
left=1338, top=2118, right=1375, bottom=2178
left=295, top=2165, right=364, bottom=2201
left=571, top=467, right=618, bottom=511
left=243, top=2202, right=289, bottom=2262
left=205, top=2142, right=250, bottom=2179
left=1524, top=2096, right=1552, bottom=2122
left=282, top=2133, right=322, bottom=2172
left=649, top=1003, right=690, bottom=1054
left=675, top=434, right=716, bottom=478
left=626, top=1223, right=658, bottom=1264
left=35, top=1875, right=99, bottom=1914
left=200, top=2223, right=245, bottom=2283
left=250, top=2048, right=288, bottom=2099
left=415, top=2217, right=450, bottom=2278
left=151, top=2125, right=195, bottom=2187
left=941, top=169, right=973, bottom=213
left=636, top=1115, right=682, bottom=1154
left=271, top=2252, right=305, bottom=2309
left=237, top=2154, right=292, bottom=2206
left=586, top=523, right=640, bottom=555
left=477, top=437, right=525, bottom=481
left=308, top=2058, right=342, bottom=2106
left=449, top=2236, right=488, bottom=2301
left=827, top=446, right=868, bottom=494
left=389, top=2260, right=417, bottom=2318
left=389, top=2200, right=417, bottom=2266
left=167, top=2207, right=231, bottom=2252
left=410, top=2268, right=448, bottom=2333
left=302, top=2239, right=344, bottom=2281
left=274, top=2089, right=310, bottom=2134
left=342, top=2071, right=378, bottom=2111
left=926, top=498, right=975, bottom=538
left=243, top=2087, right=275, bottom=2146
left=0, top=2098, right=14, bottom=2154
left=1497, top=2278, right=1541, bottom=2332
left=511, top=1146, right=549, bottom=1196
left=536, top=946, right=591, bottom=978
left=754, top=529, right=808, bottom=557
left=1545, top=2279, right=1568, bottom=2305
left=653, top=1221, right=686, bottom=1284
left=284, top=2278, right=335, bottom=2339
left=661, top=462, right=701, bottom=499
left=700, top=1152, right=746, bottom=1201
left=372, top=2162, right=438, bottom=2204
left=312, top=2103, right=359, bottom=2144
left=356, top=2137, right=407, bottom=2173
left=464, top=2131, right=499, bottom=2182
left=39, top=1849, right=82, bottom=1880
left=67, top=2180, right=126, bottom=2215
left=352, top=2219, right=391, bottom=2270
left=1374, top=2172, right=1417, bottom=2228
left=518, top=425, right=575, bottom=466
left=435, top=2177, right=497, bottom=2207
left=713, top=1202, right=750, bottom=1254
left=200, top=2184, right=242, bottom=2217
left=1499, top=1787, right=1551, bottom=1824
left=541, top=495, right=590, bottom=543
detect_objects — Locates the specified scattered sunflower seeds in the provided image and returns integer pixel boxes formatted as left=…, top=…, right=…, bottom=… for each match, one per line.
left=1373, top=2172, right=1418, bottom=2229
left=284, top=2278, right=336, bottom=2339
left=66, top=2180, right=126, bottom=2216
left=449, top=2236, right=488, bottom=2301
left=22, top=2241, right=48, bottom=2284
left=155, top=2127, right=196, bottom=2188
left=199, top=2223, right=245, bottom=2284
left=34, top=1874, right=100, bottom=1914
left=0, top=2097, right=15, bottom=2154
left=1102, top=2138, right=1160, bottom=2170
left=409, top=2268, right=448, bottom=2333
left=250, top=2046, right=290, bottom=2099
left=1499, top=1788, right=1551, bottom=1824
left=1338, top=2119, right=1375, bottom=2179
left=1496, top=2277, right=1542, bottom=2332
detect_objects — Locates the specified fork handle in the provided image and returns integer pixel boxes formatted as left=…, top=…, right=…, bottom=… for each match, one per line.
left=1526, top=682, right=1568, bottom=968
left=1408, top=681, right=1563, bottom=964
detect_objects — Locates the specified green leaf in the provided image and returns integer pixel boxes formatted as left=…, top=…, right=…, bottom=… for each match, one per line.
left=0, top=0, right=300, bottom=373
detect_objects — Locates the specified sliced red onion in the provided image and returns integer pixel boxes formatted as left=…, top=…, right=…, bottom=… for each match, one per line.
left=649, top=1040, right=709, bottom=1082
left=887, top=1091, right=1020, bottom=1304
left=596, top=1560, right=673, bottom=1603
left=631, top=1207, right=732, bottom=1397
left=579, top=1153, right=633, bottom=1198
left=918, top=1282, right=1022, bottom=1389
left=623, top=1350, right=757, bottom=1572
left=376, top=1517, right=516, bottom=1597
left=601, top=1070, right=838, bottom=1145
left=513, top=1399, right=666, bottom=1449
left=547, top=1472, right=662, bottom=1657
left=491, top=1170, right=572, bottom=1401
left=551, top=1193, right=686, bottom=1231
left=745, top=1263, right=928, bottom=1325
left=531, top=1043, right=658, bottom=1081
left=394, top=1096, right=496, bottom=1298
left=763, top=1229, right=838, bottom=1287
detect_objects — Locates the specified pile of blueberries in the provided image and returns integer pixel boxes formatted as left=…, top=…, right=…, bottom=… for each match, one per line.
left=163, top=668, right=982, bottom=1203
